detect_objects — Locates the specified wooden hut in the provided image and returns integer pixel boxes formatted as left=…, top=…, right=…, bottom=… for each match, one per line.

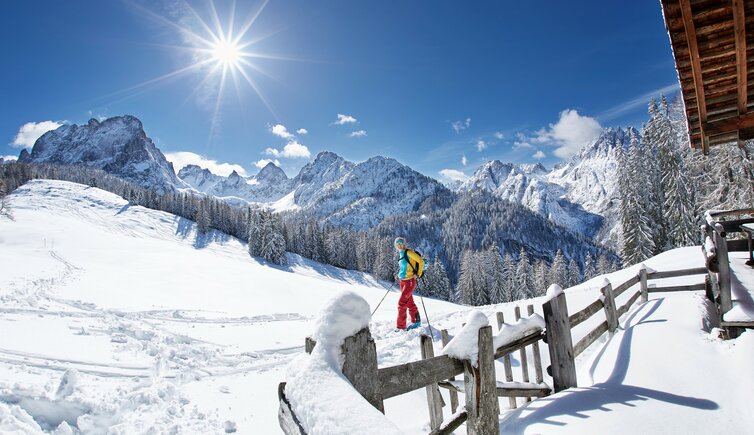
left=661, top=0, right=754, bottom=153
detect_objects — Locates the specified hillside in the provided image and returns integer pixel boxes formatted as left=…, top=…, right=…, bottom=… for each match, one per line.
left=0, top=179, right=461, bottom=433
left=1, top=180, right=751, bottom=434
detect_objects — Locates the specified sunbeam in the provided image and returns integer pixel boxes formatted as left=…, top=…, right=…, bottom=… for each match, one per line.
left=108, top=0, right=288, bottom=131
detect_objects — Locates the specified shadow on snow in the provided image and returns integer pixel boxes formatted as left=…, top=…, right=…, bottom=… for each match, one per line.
left=500, top=298, right=718, bottom=433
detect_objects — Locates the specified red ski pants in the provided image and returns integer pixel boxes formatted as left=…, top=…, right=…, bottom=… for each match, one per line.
left=396, top=277, right=419, bottom=329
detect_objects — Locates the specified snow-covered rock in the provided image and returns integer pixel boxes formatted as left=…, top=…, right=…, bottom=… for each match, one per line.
left=21, top=115, right=187, bottom=193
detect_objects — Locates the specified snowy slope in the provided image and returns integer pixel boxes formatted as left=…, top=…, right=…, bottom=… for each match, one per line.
left=19, top=116, right=187, bottom=194
left=2, top=180, right=751, bottom=434
left=0, top=180, right=461, bottom=433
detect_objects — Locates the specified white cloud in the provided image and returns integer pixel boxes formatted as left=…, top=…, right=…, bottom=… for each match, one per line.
left=10, top=120, right=63, bottom=149
left=599, top=83, right=680, bottom=121
left=165, top=151, right=248, bottom=177
left=439, top=169, right=469, bottom=183
left=334, top=114, right=358, bottom=125
left=532, top=150, right=546, bottom=160
left=461, top=155, right=468, bottom=166
left=535, top=109, right=602, bottom=159
left=476, top=139, right=488, bottom=151
left=350, top=130, right=367, bottom=138
left=2, top=155, right=18, bottom=162
left=451, top=117, right=471, bottom=134
left=270, top=124, right=294, bottom=140
left=265, top=141, right=311, bottom=159
left=255, top=158, right=281, bottom=169
left=494, top=131, right=504, bottom=140
left=513, top=141, right=533, bottom=150
left=296, top=128, right=308, bottom=135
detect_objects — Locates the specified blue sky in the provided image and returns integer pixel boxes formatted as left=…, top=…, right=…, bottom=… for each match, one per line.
left=0, top=1, right=680, bottom=181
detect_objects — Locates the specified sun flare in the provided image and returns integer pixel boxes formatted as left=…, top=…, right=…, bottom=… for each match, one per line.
left=211, top=39, right=242, bottom=67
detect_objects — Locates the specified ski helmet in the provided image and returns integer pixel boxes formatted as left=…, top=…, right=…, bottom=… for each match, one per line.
left=394, top=237, right=406, bottom=249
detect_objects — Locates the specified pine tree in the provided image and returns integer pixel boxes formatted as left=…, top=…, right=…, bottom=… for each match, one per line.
left=567, top=258, right=581, bottom=287
left=501, top=252, right=516, bottom=303
left=515, top=247, right=535, bottom=300
left=620, top=132, right=656, bottom=265
left=532, top=260, right=548, bottom=294
left=596, top=254, right=612, bottom=275
left=550, top=249, right=568, bottom=288
left=196, top=197, right=211, bottom=234
left=457, top=250, right=476, bottom=305
left=486, top=245, right=506, bottom=304
left=583, top=252, right=596, bottom=280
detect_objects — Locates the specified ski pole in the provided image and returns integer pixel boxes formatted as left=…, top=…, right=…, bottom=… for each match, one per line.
left=371, top=280, right=394, bottom=317
left=417, top=276, right=433, bottom=337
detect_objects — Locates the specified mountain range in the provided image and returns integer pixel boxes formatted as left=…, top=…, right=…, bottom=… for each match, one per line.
left=16, top=115, right=634, bottom=248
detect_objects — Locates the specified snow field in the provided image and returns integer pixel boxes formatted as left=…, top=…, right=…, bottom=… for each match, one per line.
left=0, top=180, right=461, bottom=433
left=2, top=180, right=752, bottom=434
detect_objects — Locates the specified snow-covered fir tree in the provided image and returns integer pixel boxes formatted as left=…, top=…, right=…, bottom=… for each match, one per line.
left=515, top=247, right=535, bottom=300
left=485, top=245, right=506, bottom=304
left=550, top=249, right=568, bottom=288
left=422, top=256, right=451, bottom=300
left=619, top=132, right=656, bottom=265
left=567, top=258, right=581, bottom=288
left=583, top=252, right=596, bottom=280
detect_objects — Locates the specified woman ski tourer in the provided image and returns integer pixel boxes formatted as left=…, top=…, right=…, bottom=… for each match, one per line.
left=394, top=237, right=425, bottom=330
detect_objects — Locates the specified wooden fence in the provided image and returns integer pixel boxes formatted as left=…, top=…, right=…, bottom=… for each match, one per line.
left=279, top=266, right=709, bottom=434
left=703, top=208, right=754, bottom=337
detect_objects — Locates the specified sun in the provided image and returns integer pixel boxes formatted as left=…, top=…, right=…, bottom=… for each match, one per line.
left=211, top=39, right=241, bottom=68
left=108, top=0, right=291, bottom=140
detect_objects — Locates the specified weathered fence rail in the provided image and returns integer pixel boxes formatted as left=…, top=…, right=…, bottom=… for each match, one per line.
left=280, top=265, right=710, bottom=434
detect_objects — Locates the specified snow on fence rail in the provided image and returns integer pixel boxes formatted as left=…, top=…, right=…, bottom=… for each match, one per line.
left=279, top=266, right=710, bottom=435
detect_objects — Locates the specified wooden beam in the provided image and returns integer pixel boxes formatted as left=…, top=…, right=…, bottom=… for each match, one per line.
left=645, top=266, right=709, bottom=280
left=428, top=411, right=467, bottom=435
left=704, top=111, right=754, bottom=136
left=420, top=334, right=444, bottom=431
left=568, top=298, right=604, bottom=329
left=680, top=0, right=710, bottom=153
left=733, top=0, right=748, bottom=116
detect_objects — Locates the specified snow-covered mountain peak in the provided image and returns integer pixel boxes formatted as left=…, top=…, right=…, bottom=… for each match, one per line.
left=256, top=162, right=288, bottom=183
left=20, top=115, right=186, bottom=193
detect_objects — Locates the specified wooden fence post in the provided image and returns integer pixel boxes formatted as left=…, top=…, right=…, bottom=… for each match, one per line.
left=420, top=334, right=444, bottom=430
left=602, top=282, right=618, bottom=333
left=639, top=265, right=648, bottom=303
left=463, top=325, right=499, bottom=435
left=496, top=312, right=516, bottom=409
left=514, top=306, right=531, bottom=402
left=526, top=305, right=544, bottom=386
left=342, top=328, right=384, bottom=412
left=440, top=329, right=459, bottom=414
left=543, top=292, right=577, bottom=392
left=715, top=230, right=733, bottom=315
left=305, top=337, right=316, bottom=354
